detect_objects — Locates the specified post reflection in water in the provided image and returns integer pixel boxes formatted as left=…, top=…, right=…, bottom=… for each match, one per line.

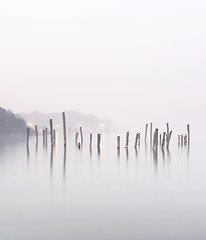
left=26, top=145, right=30, bottom=163
left=89, top=146, right=92, bottom=161
left=153, top=149, right=158, bottom=172
left=126, top=148, right=129, bottom=161
left=166, top=148, right=171, bottom=161
left=145, top=141, right=147, bottom=159
left=63, top=146, right=67, bottom=185
left=161, top=147, right=165, bottom=161
left=35, top=142, right=38, bottom=159
left=97, top=146, right=101, bottom=158
left=50, top=147, right=54, bottom=179
left=135, top=147, right=138, bottom=160
left=117, top=148, right=120, bottom=159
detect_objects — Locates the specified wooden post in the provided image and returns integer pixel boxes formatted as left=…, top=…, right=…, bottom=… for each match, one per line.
left=187, top=124, right=190, bottom=144
left=181, top=135, right=183, bottom=146
left=145, top=124, right=148, bottom=141
left=80, top=126, right=83, bottom=143
left=178, top=135, right=180, bottom=145
left=45, top=128, right=48, bottom=143
left=35, top=125, right=38, bottom=143
left=75, top=132, right=78, bottom=143
left=62, top=112, right=67, bottom=147
left=53, top=129, right=56, bottom=144
left=26, top=128, right=30, bottom=146
left=166, top=123, right=169, bottom=142
left=152, top=129, right=157, bottom=150
left=97, top=134, right=101, bottom=147
left=134, top=134, right=138, bottom=148
left=89, top=134, right=92, bottom=148
left=159, top=134, right=162, bottom=146
left=166, top=131, right=172, bottom=148
left=49, top=119, right=53, bottom=147
left=117, top=136, right=120, bottom=149
left=184, top=135, right=187, bottom=145
left=155, top=129, right=158, bottom=149
left=162, top=132, right=166, bottom=148
left=125, top=132, right=129, bottom=148
left=138, top=133, right=140, bottom=145
left=43, top=129, right=45, bottom=144
left=150, top=122, right=152, bottom=143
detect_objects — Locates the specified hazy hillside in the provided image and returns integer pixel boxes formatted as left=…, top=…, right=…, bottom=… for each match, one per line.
left=0, top=107, right=28, bottom=135
left=19, top=111, right=113, bottom=133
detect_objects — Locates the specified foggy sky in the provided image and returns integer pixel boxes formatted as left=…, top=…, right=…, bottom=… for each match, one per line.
left=1, top=0, right=206, bottom=128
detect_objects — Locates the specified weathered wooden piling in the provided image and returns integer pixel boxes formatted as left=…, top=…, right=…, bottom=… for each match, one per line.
left=35, top=125, right=38, bottom=143
left=75, top=132, right=78, bottom=143
left=62, top=112, right=67, bottom=147
left=152, top=129, right=158, bottom=150
left=45, top=128, right=48, bottom=143
left=159, top=134, right=162, bottom=146
left=187, top=124, right=190, bottom=143
left=181, top=135, right=183, bottom=146
left=166, top=123, right=169, bottom=142
left=26, top=128, right=30, bottom=146
left=97, top=134, right=101, bottom=147
left=162, top=132, right=166, bottom=148
left=89, top=134, right=92, bottom=148
left=150, top=122, right=152, bottom=143
left=49, top=119, right=53, bottom=147
left=80, top=126, right=83, bottom=143
left=53, top=129, right=56, bottom=144
left=125, top=132, right=129, bottom=148
left=43, top=129, right=45, bottom=143
left=145, top=124, right=148, bottom=141
left=134, top=134, right=138, bottom=148
left=166, top=131, right=172, bottom=148
left=138, top=133, right=140, bottom=144
left=178, top=135, right=180, bottom=145
left=184, top=135, right=187, bottom=145
left=117, top=136, right=120, bottom=149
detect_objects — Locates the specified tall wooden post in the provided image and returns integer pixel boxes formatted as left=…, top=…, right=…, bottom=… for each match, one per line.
left=125, top=132, right=129, bottom=148
left=53, top=129, right=56, bottom=144
left=162, top=132, right=166, bottom=148
left=187, top=124, right=190, bottom=144
left=35, top=125, right=38, bottom=143
left=97, top=134, right=101, bottom=147
left=145, top=124, right=148, bottom=141
left=150, top=122, right=152, bottom=143
left=45, top=128, right=48, bottom=144
left=62, top=112, right=67, bottom=147
left=80, top=126, right=83, bottom=143
left=134, top=134, right=138, bottom=148
left=43, top=129, right=45, bottom=144
left=166, top=123, right=169, bottom=142
left=117, top=136, right=120, bottom=149
left=75, top=132, right=78, bottom=144
left=166, top=131, right=172, bottom=148
left=26, top=128, right=30, bottom=146
left=89, top=134, right=92, bottom=148
left=50, top=119, right=53, bottom=147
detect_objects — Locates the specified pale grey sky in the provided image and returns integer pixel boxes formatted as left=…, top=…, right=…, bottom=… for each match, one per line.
left=1, top=0, right=206, bottom=128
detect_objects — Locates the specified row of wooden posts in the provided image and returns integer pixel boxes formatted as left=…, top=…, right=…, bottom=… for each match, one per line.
left=26, top=113, right=190, bottom=150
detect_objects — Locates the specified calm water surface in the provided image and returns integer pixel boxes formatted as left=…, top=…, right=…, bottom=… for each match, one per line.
left=0, top=131, right=205, bottom=240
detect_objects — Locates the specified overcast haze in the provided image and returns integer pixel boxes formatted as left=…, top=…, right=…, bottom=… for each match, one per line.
left=1, top=0, right=206, bottom=128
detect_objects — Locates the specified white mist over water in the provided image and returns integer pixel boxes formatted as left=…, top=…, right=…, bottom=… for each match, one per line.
left=0, top=132, right=205, bottom=240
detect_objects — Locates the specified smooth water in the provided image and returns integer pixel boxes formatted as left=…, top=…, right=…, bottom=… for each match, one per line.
left=0, top=131, right=205, bottom=240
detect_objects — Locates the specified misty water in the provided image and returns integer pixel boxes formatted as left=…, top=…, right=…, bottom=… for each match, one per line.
left=0, top=130, right=206, bottom=240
